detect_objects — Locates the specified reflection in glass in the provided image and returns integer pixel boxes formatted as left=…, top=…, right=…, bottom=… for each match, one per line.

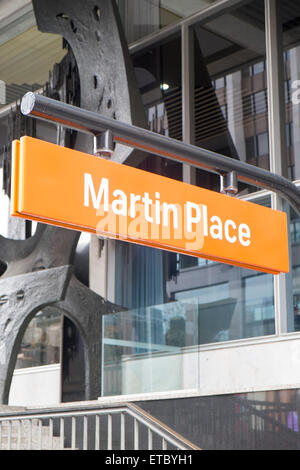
left=117, top=0, right=220, bottom=43
left=15, top=308, right=61, bottom=369
left=102, top=300, right=199, bottom=397
left=141, top=388, right=300, bottom=449
left=192, top=0, right=269, bottom=193
left=289, top=207, right=300, bottom=332
left=132, top=35, right=183, bottom=181
left=133, top=35, right=182, bottom=143
left=173, top=272, right=274, bottom=344
left=104, top=196, right=275, bottom=395
left=281, top=3, right=300, bottom=180
left=175, top=283, right=232, bottom=343
left=243, top=274, right=275, bottom=338
left=172, top=196, right=274, bottom=343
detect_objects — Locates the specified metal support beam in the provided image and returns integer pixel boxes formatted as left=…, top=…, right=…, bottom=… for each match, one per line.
left=265, top=0, right=287, bottom=179
left=181, top=22, right=196, bottom=186
left=265, top=0, right=293, bottom=335
left=21, top=91, right=300, bottom=215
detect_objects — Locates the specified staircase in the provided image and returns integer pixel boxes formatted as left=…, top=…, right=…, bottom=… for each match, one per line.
left=0, top=419, right=64, bottom=450
left=0, top=403, right=200, bottom=450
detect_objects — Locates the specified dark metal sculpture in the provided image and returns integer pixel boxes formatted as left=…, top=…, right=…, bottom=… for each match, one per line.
left=33, top=0, right=147, bottom=161
left=0, top=0, right=144, bottom=403
left=0, top=266, right=72, bottom=404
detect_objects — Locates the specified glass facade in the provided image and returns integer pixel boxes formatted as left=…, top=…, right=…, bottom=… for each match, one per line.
left=137, top=388, right=300, bottom=450
left=117, top=0, right=221, bottom=43
left=2, top=0, right=300, bottom=408
left=132, top=33, right=182, bottom=145
left=280, top=3, right=300, bottom=181
left=15, top=308, right=61, bottom=369
left=102, top=300, right=199, bottom=396
left=288, top=206, right=300, bottom=332
left=193, top=0, right=269, bottom=196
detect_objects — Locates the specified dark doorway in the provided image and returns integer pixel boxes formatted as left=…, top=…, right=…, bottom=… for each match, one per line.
left=61, top=316, right=85, bottom=402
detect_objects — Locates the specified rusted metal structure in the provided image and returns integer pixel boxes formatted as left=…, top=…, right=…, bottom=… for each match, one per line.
left=0, top=0, right=147, bottom=404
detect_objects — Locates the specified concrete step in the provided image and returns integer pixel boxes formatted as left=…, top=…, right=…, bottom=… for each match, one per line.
left=0, top=419, right=68, bottom=450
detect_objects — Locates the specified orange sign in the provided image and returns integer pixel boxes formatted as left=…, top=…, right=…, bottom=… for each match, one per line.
left=11, top=136, right=289, bottom=274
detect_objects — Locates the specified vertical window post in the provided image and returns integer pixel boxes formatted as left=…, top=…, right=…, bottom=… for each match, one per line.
left=265, top=0, right=291, bottom=334
left=181, top=23, right=196, bottom=185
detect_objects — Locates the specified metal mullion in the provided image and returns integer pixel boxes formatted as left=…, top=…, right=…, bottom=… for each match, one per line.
left=182, top=22, right=196, bottom=187
left=265, top=0, right=287, bottom=177
left=265, top=0, right=289, bottom=335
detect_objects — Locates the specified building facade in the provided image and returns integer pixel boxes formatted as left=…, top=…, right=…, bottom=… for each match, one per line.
left=1, top=0, right=300, bottom=449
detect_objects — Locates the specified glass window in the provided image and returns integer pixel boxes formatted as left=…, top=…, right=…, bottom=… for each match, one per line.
left=293, top=266, right=300, bottom=331
left=215, top=77, right=225, bottom=90
left=254, top=90, right=267, bottom=115
left=117, top=0, right=221, bottom=43
left=285, top=79, right=292, bottom=103
left=246, top=135, right=257, bottom=162
left=288, top=206, right=300, bottom=332
left=133, top=34, right=182, bottom=141
left=103, top=303, right=199, bottom=396
left=132, top=34, right=183, bottom=179
left=253, top=61, right=265, bottom=75
left=192, top=0, right=269, bottom=193
left=243, top=274, right=275, bottom=338
left=220, top=104, right=227, bottom=120
left=103, top=192, right=274, bottom=395
left=175, top=283, right=231, bottom=343
left=172, top=195, right=274, bottom=344
left=280, top=4, right=300, bottom=180
left=178, top=254, right=198, bottom=270
left=257, top=132, right=269, bottom=156
left=178, top=254, right=215, bottom=270
left=15, top=308, right=61, bottom=369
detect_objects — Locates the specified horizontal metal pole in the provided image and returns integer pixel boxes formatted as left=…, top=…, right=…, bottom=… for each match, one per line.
left=21, top=92, right=300, bottom=215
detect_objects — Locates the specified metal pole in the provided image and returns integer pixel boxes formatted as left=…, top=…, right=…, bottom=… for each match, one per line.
left=265, top=0, right=291, bottom=336
left=21, top=92, right=300, bottom=215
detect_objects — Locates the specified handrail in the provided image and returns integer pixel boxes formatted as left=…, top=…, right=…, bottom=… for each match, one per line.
left=127, top=403, right=200, bottom=450
left=0, top=402, right=199, bottom=450
left=233, top=397, right=297, bottom=436
left=20, top=92, right=300, bottom=215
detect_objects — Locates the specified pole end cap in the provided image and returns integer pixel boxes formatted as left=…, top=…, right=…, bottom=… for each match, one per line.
left=21, top=92, right=36, bottom=116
